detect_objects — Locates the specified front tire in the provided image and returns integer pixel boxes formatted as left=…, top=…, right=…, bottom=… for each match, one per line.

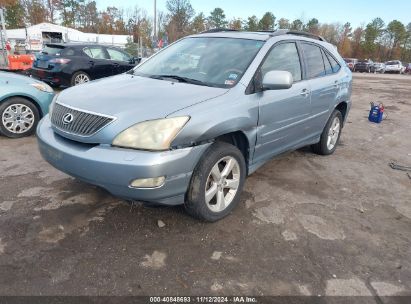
left=0, top=97, right=40, bottom=138
left=185, top=142, right=246, bottom=222
left=311, top=110, right=343, bottom=155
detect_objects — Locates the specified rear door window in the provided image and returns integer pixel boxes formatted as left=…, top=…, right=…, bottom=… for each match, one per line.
left=301, top=43, right=326, bottom=78
left=323, top=50, right=341, bottom=74
left=261, top=42, right=302, bottom=82
left=83, top=47, right=108, bottom=59
left=42, top=45, right=65, bottom=55
left=322, top=50, right=333, bottom=75
left=327, top=53, right=341, bottom=73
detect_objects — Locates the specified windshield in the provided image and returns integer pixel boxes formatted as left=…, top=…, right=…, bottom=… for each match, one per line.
left=134, top=37, right=265, bottom=88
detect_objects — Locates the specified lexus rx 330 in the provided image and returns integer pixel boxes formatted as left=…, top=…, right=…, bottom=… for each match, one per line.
left=37, top=30, right=352, bottom=221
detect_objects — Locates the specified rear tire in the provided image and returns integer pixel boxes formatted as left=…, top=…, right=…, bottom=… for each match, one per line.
left=0, top=97, right=40, bottom=138
left=185, top=142, right=246, bottom=222
left=311, top=110, right=343, bottom=155
left=71, top=71, right=91, bottom=86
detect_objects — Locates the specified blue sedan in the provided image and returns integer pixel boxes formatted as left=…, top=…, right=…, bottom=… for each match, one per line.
left=0, top=71, right=55, bottom=138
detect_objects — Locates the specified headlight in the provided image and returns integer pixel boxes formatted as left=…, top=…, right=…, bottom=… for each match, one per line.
left=112, top=116, right=190, bottom=151
left=31, top=82, right=53, bottom=93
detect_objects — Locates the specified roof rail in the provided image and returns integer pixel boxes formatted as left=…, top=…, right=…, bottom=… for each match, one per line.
left=199, top=28, right=326, bottom=42
left=200, top=28, right=238, bottom=34
left=270, top=29, right=326, bottom=42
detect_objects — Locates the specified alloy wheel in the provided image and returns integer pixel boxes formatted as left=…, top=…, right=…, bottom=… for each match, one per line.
left=204, top=156, right=241, bottom=213
left=74, top=73, right=90, bottom=85
left=327, top=117, right=341, bottom=150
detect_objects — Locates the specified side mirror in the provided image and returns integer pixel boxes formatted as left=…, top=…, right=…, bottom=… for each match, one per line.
left=262, top=71, right=293, bottom=90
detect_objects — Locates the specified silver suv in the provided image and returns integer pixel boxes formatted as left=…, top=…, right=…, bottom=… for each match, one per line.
left=37, top=30, right=352, bottom=221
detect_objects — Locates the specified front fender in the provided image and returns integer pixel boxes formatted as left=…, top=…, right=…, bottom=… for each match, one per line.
left=0, top=85, right=54, bottom=117
left=169, top=87, right=259, bottom=159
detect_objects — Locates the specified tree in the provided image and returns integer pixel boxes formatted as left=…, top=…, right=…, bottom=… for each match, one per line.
left=277, top=18, right=290, bottom=29
left=45, top=0, right=60, bottom=23
left=352, top=26, right=365, bottom=58
left=3, top=0, right=25, bottom=28
left=208, top=7, right=227, bottom=29
left=258, top=12, right=275, bottom=31
left=228, top=18, right=242, bottom=30
left=306, top=18, right=319, bottom=34
left=363, top=17, right=385, bottom=58
left=290, top=19, right=303, bottom=31
left=339, top=22, right=352, bottom=57
left=386, top=20, right=406, bottom=58
left=245, top=15, right=259, bottom=31
left=24, top=0, right=48, bottom=25
left=191, top=12, right=205, bottom=33
left=58, top=0, right=79, bottom=27
left=166, top=0, right=194, bottom=40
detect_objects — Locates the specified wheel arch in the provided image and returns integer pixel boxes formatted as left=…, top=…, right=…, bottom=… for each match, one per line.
left=1, top=94, right=43, bottom=117
left=335, top=101, right=348, bottom=126
left=214, top=131, right=250, bottom=174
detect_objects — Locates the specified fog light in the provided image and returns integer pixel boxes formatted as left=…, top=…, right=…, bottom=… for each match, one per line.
left=130, top=176, right=165, bottom=188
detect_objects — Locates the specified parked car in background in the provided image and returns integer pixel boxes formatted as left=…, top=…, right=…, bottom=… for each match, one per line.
left=344, top=58, right=358, bottom=71
left=384, top=60, right=406, bottom=74
left=373, top=62, right=386, bottom=73
left=404, top=63, right=411, bottom=74
left=30, top=43, right=140, bottom=87
left=37, top=30, right=352, bottom=221
left=0, top=71, right=54, bottom=138
left=354, top=59, right=375, bottom=73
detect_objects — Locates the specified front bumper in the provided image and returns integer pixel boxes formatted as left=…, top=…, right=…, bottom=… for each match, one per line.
left=37, top=116, right=210, bottom=205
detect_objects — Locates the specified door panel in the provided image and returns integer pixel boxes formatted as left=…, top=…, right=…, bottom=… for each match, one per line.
left=107, top=48, right=134, bottom=75
left=83, top=47, right=111, bottom=79
left=301, top=44, right=342, bottom=134
left=253, top=42, right=312, bottom=164
left=254, top=81, right=312, bottom=164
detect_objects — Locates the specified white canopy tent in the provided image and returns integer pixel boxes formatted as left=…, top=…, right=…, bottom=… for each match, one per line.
left=5, top=23, right=131, bottom=52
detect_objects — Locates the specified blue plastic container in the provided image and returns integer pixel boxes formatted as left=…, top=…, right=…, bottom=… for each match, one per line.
left=368, top=103, right=384, bottom=123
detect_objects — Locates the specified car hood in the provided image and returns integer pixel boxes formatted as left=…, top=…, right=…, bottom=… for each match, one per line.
left=53, top=74, right=229, bottom=143
left=0, top=71, right=42, bottom=84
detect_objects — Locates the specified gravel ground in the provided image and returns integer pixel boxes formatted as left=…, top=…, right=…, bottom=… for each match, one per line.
left=0, top=73, right=410, bottom=299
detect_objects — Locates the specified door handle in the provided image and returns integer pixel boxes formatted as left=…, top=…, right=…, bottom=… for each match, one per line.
left=300, top=89, right=310, bottom=97
left=333, top=81, right=339, bottom=88
left=89, top=60, right=94, bottom=66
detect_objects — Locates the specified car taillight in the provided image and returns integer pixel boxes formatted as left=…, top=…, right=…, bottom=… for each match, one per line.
left=49, top=58, right=71, bottom=64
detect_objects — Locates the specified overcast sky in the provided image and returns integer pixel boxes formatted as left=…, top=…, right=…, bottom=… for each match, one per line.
left=96, top=0, right=411, bottom=28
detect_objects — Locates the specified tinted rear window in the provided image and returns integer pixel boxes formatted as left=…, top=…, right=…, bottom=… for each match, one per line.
left=42, top=45, right=65, bottom=55
left=301, top=43, right=325, bottom=78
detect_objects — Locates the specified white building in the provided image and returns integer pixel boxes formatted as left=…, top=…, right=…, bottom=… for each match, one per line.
left=5, top=23, right=131, bottom=52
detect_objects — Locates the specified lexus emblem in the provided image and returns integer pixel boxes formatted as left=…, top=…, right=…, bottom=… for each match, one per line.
left=62, top=113, right=74, bottom=124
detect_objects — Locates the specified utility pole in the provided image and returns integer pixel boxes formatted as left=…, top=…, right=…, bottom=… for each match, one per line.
left=0, top=8, right=9, bottom=68
left=153, top=0, right=157, bottom=43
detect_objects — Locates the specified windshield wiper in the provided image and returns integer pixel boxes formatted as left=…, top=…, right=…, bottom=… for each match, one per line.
left=150, top=74, right=209, bottom=86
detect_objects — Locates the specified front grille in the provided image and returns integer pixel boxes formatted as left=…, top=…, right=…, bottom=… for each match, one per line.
left=51, top=103, right=114, bottom=137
